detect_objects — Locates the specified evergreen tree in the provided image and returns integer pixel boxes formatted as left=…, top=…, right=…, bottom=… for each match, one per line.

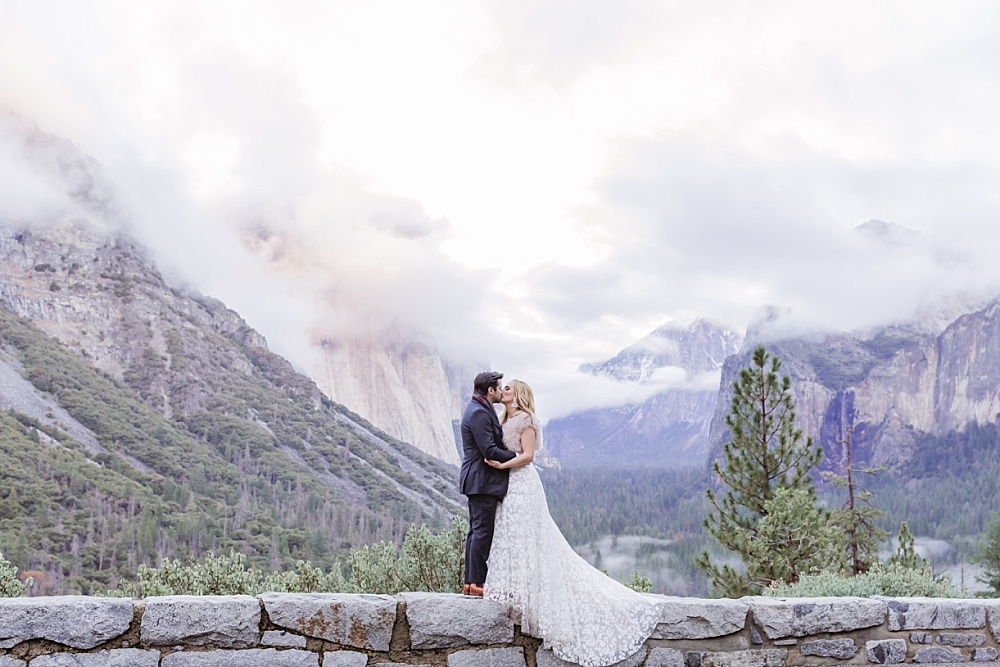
left=825, top=424, right=887, bottom=575
left=696, top=345, right=826, bottom=596
left=748, top=487, right=845, bottom=585
left=887, top=522, right=927, bottom=571
left=972, top=511, right=1000, bottom=595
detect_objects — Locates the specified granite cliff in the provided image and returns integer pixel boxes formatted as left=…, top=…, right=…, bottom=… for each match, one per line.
left=707, top=300, right=1000, bottom=472
left=312, top=336, right=467, bottom=467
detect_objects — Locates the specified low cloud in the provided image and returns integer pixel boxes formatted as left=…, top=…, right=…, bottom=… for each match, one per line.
left=5, top=1, right=1000, bottom=419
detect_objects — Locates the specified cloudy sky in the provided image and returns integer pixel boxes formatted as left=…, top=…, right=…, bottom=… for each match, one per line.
left=3, top=0, right=1000, bottom=418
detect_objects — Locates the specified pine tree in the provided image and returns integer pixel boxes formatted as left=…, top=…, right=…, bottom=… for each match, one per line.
left=696, top=345, right=826, bottom=596
left=888, top=521, right=928, bottom=571
left=972, top=511, right=1000, bottom=595
left=825, top=423, right=888, bottom=575
left=748, top=487, right=845, bottom=584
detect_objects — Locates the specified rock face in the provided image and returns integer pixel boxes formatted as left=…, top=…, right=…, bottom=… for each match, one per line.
left=313, top=336, right=467, bottom=466
left=546, top=320, right=743, bottom=469
left=0, top=222, right=266, bottom=415
left=707, top=299, right=1000, bottom=471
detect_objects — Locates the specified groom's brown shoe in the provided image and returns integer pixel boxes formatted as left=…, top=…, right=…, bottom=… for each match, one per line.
left=462, top=584, right=471, bottom=595
left=467, top=583, right=485, bottom=597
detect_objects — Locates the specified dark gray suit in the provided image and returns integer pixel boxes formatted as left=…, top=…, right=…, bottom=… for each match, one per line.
left=460, top=395, right=516, bottom=584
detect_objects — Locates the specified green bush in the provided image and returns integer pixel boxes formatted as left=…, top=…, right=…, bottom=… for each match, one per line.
left=110, top=518, right=468, bottom=597
left=764, top=562, right=960, bottom=598
left=110, top=550, right=349, bottom=597
left=0, top=551, right=31, bottom=597
left=348, top=516, right=466, bottom=594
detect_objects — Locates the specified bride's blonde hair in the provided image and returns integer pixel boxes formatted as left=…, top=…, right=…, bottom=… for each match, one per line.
left=502, top=379, right=536, bottom=423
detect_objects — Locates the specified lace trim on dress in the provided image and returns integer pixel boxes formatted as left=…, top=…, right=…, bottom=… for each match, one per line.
left=502, top=410, right=540, bottom=453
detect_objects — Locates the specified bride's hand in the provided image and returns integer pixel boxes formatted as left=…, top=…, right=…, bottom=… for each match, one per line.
left=485, top=458, right=503, bottom=469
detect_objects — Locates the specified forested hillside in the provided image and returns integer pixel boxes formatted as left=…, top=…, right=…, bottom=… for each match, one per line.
left=0, top=228, right=461, bottom=594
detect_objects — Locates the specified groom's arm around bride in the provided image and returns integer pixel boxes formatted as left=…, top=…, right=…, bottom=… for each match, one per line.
left=459, top=371, right=516, bottom=595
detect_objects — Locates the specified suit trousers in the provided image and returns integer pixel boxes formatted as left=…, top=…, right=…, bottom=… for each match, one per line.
left=465, top=494, right=500, bottom=584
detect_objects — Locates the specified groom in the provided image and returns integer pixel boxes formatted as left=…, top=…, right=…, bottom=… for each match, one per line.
left=459, top=370, right=517, bottom=597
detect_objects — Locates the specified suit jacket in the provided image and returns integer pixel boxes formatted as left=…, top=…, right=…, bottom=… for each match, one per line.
left=459, top=396, right=517, bottom=497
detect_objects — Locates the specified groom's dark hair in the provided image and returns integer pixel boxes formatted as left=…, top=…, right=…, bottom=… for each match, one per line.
left=473, top=371, right=503, bottom=396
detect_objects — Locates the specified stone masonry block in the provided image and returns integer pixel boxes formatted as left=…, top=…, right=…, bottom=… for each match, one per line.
left=646, top=648, right=685, bottom=667
left=939, top=633, right=987, bottom=647
left=865, top=639, right=907, bottom=664
left=985, top=601, right=1000, bottom=643
left=0, top=658, right=25, bottom=667
left=650, top=597, right=749, bottom=640
left=260, top=593, right=395, bottom=651
left=140, top=595, right=260, bottom=648
left=536, top=647, right=646, bottom=667
left=973, top=648, right=999, bottom=662
left=744, top=597, right=886, bottom=639
left=534, top=649, right=574, bottom=667
left=700, top=649, right=788, bottom=667
left=402, top=592, right=513, bottom=649
left=914, top=646, right=965, bottom=663
left=800, top=639, right=857, bottom=660
left=447, top=647, right=526, bottom=667
left=262, top=629, right=308, bottom=648
left=0, top=596, right=133, bottom=649
left=910, top=632, right=933, bottom=644
left=882, top=597, right=986, bottom=631
left=323, top=652, right=370, bottom=667
left=160, top=648, right=318, bottom=667
left=30, top=649, right=160, bottom=667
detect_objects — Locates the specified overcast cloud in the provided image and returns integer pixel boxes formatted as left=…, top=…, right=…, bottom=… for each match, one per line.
left=3, top=1, right=1000, bottom=419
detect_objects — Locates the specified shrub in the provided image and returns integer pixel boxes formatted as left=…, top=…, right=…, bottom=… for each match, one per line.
left=110, top=550, right=348, bottom=597
left=110, top=518, right=467, bottom=597
left=0, top=552, right=31, bottom=597
left=348, top=516, right=467, bottom=594
left=764, top=562, right=960, bottom=598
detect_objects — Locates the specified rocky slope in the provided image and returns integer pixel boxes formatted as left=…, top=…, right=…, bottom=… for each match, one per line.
left=545, top=320, right=743, bottom=468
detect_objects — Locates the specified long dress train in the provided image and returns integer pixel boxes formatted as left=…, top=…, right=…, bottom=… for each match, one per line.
left=484, top=411, right=664, bottom=667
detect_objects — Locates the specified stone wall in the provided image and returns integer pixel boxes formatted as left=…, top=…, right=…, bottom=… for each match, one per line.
left=2, top=594, right=1000, bottom=666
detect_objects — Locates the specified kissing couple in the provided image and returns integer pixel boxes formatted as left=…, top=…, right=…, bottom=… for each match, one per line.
left=458, top=371, right=664, bottom=667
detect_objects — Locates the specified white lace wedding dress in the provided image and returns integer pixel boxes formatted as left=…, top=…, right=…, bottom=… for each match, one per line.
left=484, top=411, right=664, bottom=667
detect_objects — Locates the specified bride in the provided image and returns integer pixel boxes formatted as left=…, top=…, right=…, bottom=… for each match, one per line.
left=483, top=379, right=664, bottom=667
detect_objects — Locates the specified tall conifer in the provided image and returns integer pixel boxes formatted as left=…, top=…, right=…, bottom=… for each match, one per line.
left=696, top=345, right=826, bottom=596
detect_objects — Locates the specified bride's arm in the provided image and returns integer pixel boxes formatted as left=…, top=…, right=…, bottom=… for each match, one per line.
left=486, top=427, right=535, bottom=469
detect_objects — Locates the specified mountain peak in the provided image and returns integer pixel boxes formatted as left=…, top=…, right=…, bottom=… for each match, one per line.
left=582, top=319, right=743, bottom=382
